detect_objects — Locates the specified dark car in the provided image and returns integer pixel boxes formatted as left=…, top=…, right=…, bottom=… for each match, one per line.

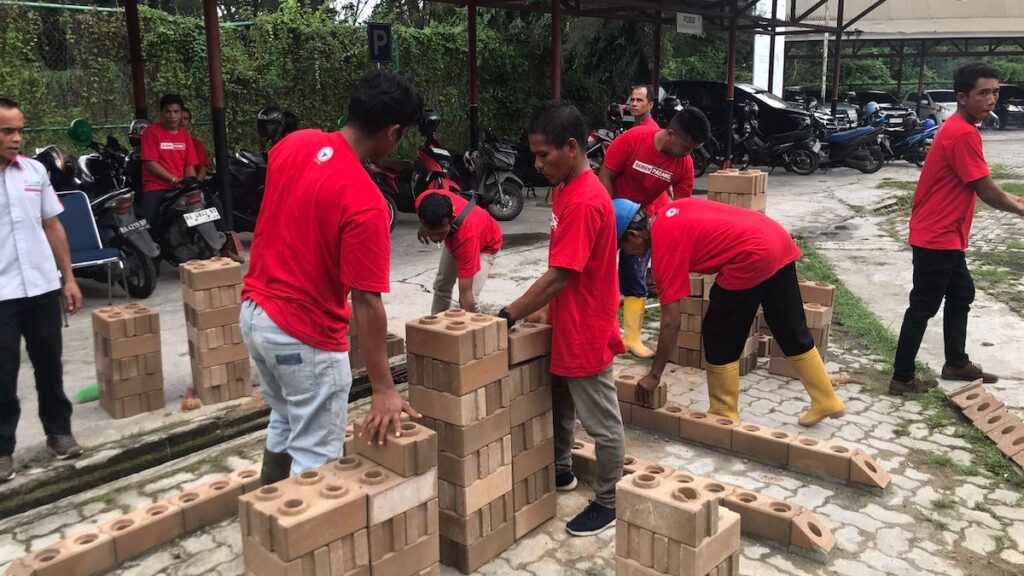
left=849, top=91, right=915, bottom=129
left=996, top=84, right=1024, bottom=129
left=784, top=85, right=857, bottom=127
left=663, top=80, right=815, bottom=137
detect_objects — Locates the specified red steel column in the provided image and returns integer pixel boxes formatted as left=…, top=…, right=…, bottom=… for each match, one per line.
left=203, top=0, right=233, bottom=230
left=551, top=0, right=562, bottom=99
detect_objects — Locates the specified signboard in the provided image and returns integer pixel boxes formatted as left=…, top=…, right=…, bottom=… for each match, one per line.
left=367, top=23, right=392, bottom=63
left=676, top=13, right=703, bottom=35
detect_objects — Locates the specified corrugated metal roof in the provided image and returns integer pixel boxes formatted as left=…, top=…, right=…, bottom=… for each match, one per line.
left=789, top=0, right=1024, bottom=39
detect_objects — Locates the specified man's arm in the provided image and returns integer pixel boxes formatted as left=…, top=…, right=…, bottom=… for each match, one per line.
left=504, top=267, right=572, bottom=321
left=973, top=176, right=1024, bottom=216
left=637, top=299, right=680, bottom=404
left=184, top=165, right=196, bottom=179
left=598, top=165, right=619, bottom=197
left=42, top=217, right=82, bottom=314
left=352, top=289, right=420, bottom=445
left=144, top=161, right=181, bottom=187
left=457, top=277, right=476, bottom=312
left=196, top=166, right=209, bottom=180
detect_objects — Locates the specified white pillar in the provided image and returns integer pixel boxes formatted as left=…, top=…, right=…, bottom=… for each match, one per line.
left=752, top=0, right=787, bottom=97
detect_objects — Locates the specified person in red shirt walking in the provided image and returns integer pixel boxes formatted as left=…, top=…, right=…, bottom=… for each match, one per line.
left=891, top=62, right=1024, bottom=394
left=415, top=189, right=502, bottom=313
left=629, top=85, right=659, bottom=129
left=499, top=101, right=626, bottom=537
left=599, top=108, right=709, bottom=358
left=181, top=107, right=211, bottom=181
left=240, top=70, right=424, bottom=484
left=139, top=94, right=197, bottom=225
left=617, top=197, right=847, bottom=427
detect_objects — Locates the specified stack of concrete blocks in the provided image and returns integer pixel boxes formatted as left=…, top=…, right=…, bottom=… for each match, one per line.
left=950, top=380, right=1024, bottom=470
left=507, top=322, right=556, bottom=541
left=766, top=281, right=835, bottom=379
left=92, top=304, right=164, bottom=419
left=180, top=258, right=251, bottom=405
left=404, top=309, right=516, bottom=574
left=240, top=419, right=440, bottom=576
left=614, top=471, right=742, bottom=575
left=707, top=169, right=768, bottom=213
left=671, top=274, right=759, bottom=376
left=348, top=310, right=406, bottom=372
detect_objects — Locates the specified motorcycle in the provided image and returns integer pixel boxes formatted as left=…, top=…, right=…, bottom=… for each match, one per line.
left=458, top=131, right=526, bottom=221
left=813, top=113, right=885, bottom=174
left=153, top=178, right=227, bottom=265
left=735, top=103, right=820, bottom=175
left=880, top=117, right=937, bottom=167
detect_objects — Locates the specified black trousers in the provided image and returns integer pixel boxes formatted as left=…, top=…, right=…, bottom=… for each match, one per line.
left=0, top=290, right=72, bottom=456
left=892, top=247, right=973, bottom=381
left=702, top=262, right=815, bottom=365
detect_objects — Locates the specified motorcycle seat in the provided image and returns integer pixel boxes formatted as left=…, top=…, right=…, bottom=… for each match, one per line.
left=236, top=150, right=266, bottom=167
left=768, top=129, right=811, bottom=144
left=827, top=126, right=878, bottom=144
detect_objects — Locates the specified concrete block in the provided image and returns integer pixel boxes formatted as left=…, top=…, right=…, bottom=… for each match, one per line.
left=977, top=408, right=1013, bottom=434
left=803, top=304, right=833, bottom=329
left=354, top=467, right=437, bottom=526
left=615, top=372, right=667, bottom=409
left=722, top=491, right=800, bottom=545
left=421, top=408, right=511, bottom=458
left=963, top=394, right=1005, bottom=423
left=243, top=531, right=370, bottom=576
left=731, top=423, right=793, bottom=467
left=512, top=436, right=555, bottom=483
left=184, top=301, right=242, bottom=330
left=514, top=489, right=555, bottom=540
left=100, top=501, right=183, bottom=562
left=510, top=386, right=552, bottom=428
left=99, top=372, right=163, bottom=400
left=511, top=411, right=553, bottom=456
left=368, top=499, right=438, bottom=563
left=353, top=420, right=437, bottom=477
left=631, top=403, right=687, bottom=437
left=95, top=332, right=160, bottom=360
left=171, top=476, right=244, bottom=533
left=437, top=436, right=512, bottom=487
left=616, top=509, right=740, bottom=576
left=507, top=356, right=551, bottom=402
left=570, top=440, right=597, bottom=482
left=25, top=530, right=116, bottom=576
left=369, top=522, right=439, bottom=576
left=679, top=412, right=736, bottom=450
left=405, top=310, right=508, bottom=365
left=406, top=351, right=509, bottom=397
left=791, top=509, right=836, bottom=553
left=615, top=472, right=719, bottom=547
left=513, top=463, right=554, bottom=512
left=947, top=379, right=985, bottom=409
left=993, top=424, right=1024, bottom=457
left=767, top=356, right=801, bottom=380
left=788, top=436, right=853, bottom=481
left=676, top=330, right=702, bottom=352
left=179, top=257, right=242, bottom=290
left=386, top=333, right=406, bottom=358
left=849, top=450, right=891, bottom=489
left=798, top=281, right=835, bottom=307
left=231, top=465, right=262, bottom=493
left=507, top=322, right=552, bottom=364
left=268, top=472, right=369, bottom=562
left=409, top=380, right=510, bottom=427
left=439, top=519, right=514, bottom=574
left=439, top=492, right=512, bottom=545
left=439, top=464, right=512, bottom=517
left=181, top=283, right=243, bottom=311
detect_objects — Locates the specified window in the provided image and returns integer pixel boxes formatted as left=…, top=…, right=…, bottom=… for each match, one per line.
left=930, top=91, right=957, bottom=103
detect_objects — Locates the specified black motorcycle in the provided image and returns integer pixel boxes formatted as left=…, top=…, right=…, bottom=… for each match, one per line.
left=456, top=131, right=526, bottom=221
left=735, top=103, right=820, bottom=175
left=152, top=178, right=228, bottom=265
left=813, top=115, right=886, bottom=174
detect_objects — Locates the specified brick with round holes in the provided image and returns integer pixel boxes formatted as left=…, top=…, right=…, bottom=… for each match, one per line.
left=977, top=408, right=1014, bottom=434
left=406, top=310, right=507, bottom=365
left=170, top=476, right=244, bottom=533
left=788, top=436, right=853, bottom=481
left=99, top=501, right=184, bottom=562
left=353, top=420, right=437, bottom=477
left=179, top=257, right=243, bottom=290
left=570, top=440, right=597, bottom=482
left=849, top=450, right=891, bottom=489
left=993, top=423, right=1024, bottom=458
left=24, top=530, right=116, bottom=576
left=507, top=322, right=551, bottom=365
left=230, top=465, right=262, bottom=493
left=791, top=509, right=836, bottom=553
left=731, top=422, right=794, bottom=467
left=962, top=394, right=1005, bottom=424
left=631, top=403, right=688, bottom=437
left=671, top=471, right=735, bottom=502
left=614, top=372, right=667, bottom=409
left=615, top=472, right=720, bottom=547
left=680, top=412, right=737, bottom=451
left=948, top=380, right=986, bottom=409
left=722, top=491, right=802, bottom=545
left=269, top=473, right=369, bottom=561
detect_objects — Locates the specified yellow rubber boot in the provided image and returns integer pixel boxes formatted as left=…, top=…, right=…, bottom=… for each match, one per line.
left=623, top=297, right=654, bottom=358
left=788, top=348, right=846, bottom=426
left=705, top=361, right=740, bottom=421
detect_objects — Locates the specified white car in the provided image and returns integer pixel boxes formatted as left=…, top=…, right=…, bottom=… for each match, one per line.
left=902, top=90, right=958, bottom=124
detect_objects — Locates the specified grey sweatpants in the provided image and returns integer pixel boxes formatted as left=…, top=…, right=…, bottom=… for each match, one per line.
left=553, top=365, right=625, bottom=508
left=430, top=248, right=497, bottom=314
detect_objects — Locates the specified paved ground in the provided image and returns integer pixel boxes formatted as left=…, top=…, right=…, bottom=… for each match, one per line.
left=3, top=133, right=1024, bottom=574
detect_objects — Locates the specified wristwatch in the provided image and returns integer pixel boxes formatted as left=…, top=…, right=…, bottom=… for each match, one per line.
left=497, top=308, right=515, bottom=328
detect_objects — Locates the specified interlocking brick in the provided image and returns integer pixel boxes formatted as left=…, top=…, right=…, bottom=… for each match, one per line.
left=788, top=436, right=852, bottom=481
left=615, top=472, right=720, bottom=547
left=676, top=330, right=702, bottom=352
left=798, top=280, right=835, bottom=307
left=25, top=530, right=116, bottom=576
left=511, top=411, right=553, bottom=456
left=352, top=467, right=437, bottom=526
left=619, top=401, right=633, bottom=425
left=437, top=436, right=512, bottom=487
left=187, top=339, right=249, bottom=369
left=672, top=472, right=734, bottom=501
left=405, top=310, right=508, bottom=365
left=184, top=302, right=241, bottom=330
left=98, top=372, right=163, bottom=400
left=679, top=412, right=737, bottom=450
left=171, top=476, right=244, bottom=533
left=570, top=440, right=597, bottom=482
left=849, top=450, right=891, bottom=489
left=421, top=408, right=511, bottom=458
left=182, top=283, right=243, bottom=311
left=95, top=332, right=161, bottom=360
left=722, top=491, right=800, bottom=545
left=615, top=508, right=739, bottom=576
left=992, top=423, right=1024, bottom=457
left=631, top=403, right=687, bottom=437
left=507, top=356, right=551, bottom=402
left=963, top=393, right=1005, bottom=423
left=242, top=529, right=370, bottom=576
left=262, top=472, right=367, bottom=562
left=368, top=499, right=438, bottom=563
left=948, top=379, right=985, bottom=409
left=510, top=386, right=552, bottom=428
left=615, top=372, right=667, bottom=408
left=100, top=501, right=183, bottom=562
left=688, top=274, right=703, bottom=297
left=187, top=323, right=243, bottom=351
left=439, top=519, right=514, bottom=574
left=99, top=389, right=164, bottom=419
left=791, top=509, right=836, bottom=553
left=507, top=322, right=551, bottom=364
left=512, top=463, right=555, bottom=511
left=439, top=492, right=512, bottom=545
left=231, top=465, right=262, bottom=493
left=977, top=408, right=1013, bottom=434
left=767, top=356, right=801, bottom=379
left=409, top=379, right=511, bottom=427
left=757, top=335, right=772, bottom=358
left=353, top=420, right=437, bottom=477
left=180, top=257, right=243, bottom=290
left=803, top=303, right=833, bottom=329
left=406, top=351, right=509, bottom=396
left=438, top=465, right=512, bottom=517
left=511, top=436, right=554, bottom=484
left=731, top=423, right=793, bottom=467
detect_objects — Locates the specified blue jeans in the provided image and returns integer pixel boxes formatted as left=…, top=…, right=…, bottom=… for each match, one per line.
left=618, top=250, right=651, bottom=298
left=240, top=299, right=351, bottom=475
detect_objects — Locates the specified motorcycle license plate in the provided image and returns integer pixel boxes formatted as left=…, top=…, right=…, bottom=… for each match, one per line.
left=183, top=208, right=220, bottom=227
left=118, top=218, right=149, bottom=235
left=812, top=142, right=822, bottom=153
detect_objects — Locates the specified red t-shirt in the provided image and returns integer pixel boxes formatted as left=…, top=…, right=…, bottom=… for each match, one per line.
left=908, top=113, right=989, bottom=251
left=603, top=127, right=694, bottom=207
left=548, top=170, right=626, bottom=377
left=415, top=190, right=503, bottom=279
left=241, top=129, right=391, bottom=351
left=140, top=123, right=198, bottom=192
left=191, top=135, right=211, bottom=168
left=636, top=115, right=659, bottom=129
left=651, top=198, right=802, bottom=304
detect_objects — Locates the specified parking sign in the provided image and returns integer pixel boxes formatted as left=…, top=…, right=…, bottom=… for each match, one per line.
left=367, top=23, right=392, bottom=63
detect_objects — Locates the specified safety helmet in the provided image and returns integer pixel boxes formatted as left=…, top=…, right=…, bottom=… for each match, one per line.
left=921, top=118, right=937, bottom=130
left=864, top=101, right=880, bottom=116
left=419, top=109, right=441, bottom=138
left=613, top=198, right=644, bottom=242
left=127, top=119, right=149, bottom=141
left=257, top=106, right=286, bottom=142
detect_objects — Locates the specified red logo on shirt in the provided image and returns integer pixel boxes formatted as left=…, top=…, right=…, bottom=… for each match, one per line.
left=631, top=160, right=673, bottom=182
left=550, top=213, right=559, bottom=231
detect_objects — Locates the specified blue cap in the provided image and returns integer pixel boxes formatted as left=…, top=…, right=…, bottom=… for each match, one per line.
left=613, top=198, right=643, bottom=242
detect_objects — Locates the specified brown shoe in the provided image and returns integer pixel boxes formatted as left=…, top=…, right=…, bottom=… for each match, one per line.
left=942, top=362, right=998, bottom=384
left=46, top=435, right=83, bottom=460
left=0, top=455, right=13, bottom=482
left=888, top=377, right=938, bottom=396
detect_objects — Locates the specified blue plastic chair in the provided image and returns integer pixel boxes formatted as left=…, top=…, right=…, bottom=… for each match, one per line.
left=57, top=191, right=123, bottom=303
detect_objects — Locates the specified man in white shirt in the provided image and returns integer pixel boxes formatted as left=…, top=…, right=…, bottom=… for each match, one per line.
left=0, top=98, right=84, bottom=483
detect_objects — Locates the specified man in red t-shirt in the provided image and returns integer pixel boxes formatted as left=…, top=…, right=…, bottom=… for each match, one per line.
left=139, top=93, right=197, bottom=225
left=240, top=70, right=424, bottom=483
left=415, top=190, right=502, bottom=313
left=616, top=197, right=846, bottom=428
left=892, top=62, right=1024, bottom=394
left=599, top=108, right=709, bottom=359
left=181, top=107, right=211, bottom=180
left=499, top=101, right=626, bottom=537
left=628, top=85, right=658, bottom=129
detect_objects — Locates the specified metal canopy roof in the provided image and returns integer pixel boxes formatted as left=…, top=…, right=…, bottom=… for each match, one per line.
left=789, top=0, right=1024, bottom=40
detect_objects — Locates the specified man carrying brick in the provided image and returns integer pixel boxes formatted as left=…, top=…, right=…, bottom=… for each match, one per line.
left=415, top=189, right=502, bottom=314
left=615, top=197, right=847, bottom=427
left=0, top=98, right=84, bottom=482
left=240, top=70, right=423, bottom=484
left=891, top=62, right=1024, bottom=395
left=498, top=101, right=626, bottom=537
left=598, top=108, right=709, bottom=359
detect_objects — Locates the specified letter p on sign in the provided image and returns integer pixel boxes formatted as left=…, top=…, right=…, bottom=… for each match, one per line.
left=367, top=23, right=393, bottom=63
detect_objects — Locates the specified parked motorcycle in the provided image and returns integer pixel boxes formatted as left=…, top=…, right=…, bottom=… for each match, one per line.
left=153, top=178, right=228, bottom=265
left=813, top=112, right=885, bottom=174
left=735, top=102, right=820, bottom=175
left=458, top=131, right=525, bottom=221
left=881, top=117, right=937, bottom=167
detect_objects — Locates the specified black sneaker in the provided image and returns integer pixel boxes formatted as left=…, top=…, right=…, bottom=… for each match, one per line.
left=46, top=435, right=83, bottom=460
left=0, top=456, right=13, bottom=483
left=556, top=471, right=578, bottom=492
left=566, top=500, right=616, bottom=537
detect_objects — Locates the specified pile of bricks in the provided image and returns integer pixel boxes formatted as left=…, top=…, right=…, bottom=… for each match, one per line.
left=180, top=258, right=251, bottom=405
left=405, top=309, right=516, bottom=573
left=92, top=304, right=164, bottom=419
left=615, top=470, right=742, bottom=575
left=671, top=274, right=759, bottom=376
left=6, top=466, right=261, bottom=575
left=949, top=380, right=1024, bottom=469
left=707, top=168, right=768, bottom=212
left=766, top=281, right=835, bottom=379
left=348, top=310, right=407, bottom=372
left=240, top=420, right=440, bottom=576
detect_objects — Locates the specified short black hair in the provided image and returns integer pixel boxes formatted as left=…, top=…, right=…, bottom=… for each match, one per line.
left=669, top=107, right=710, bottom=144
left=159, top=93, right=185, bottom=110
left=527, top=100, right=587, bottom=149
left=632, top=85, right=655, bottom=103
left=0, top=98, right=20, bottom=111
left=954, top=62, right=1001, bottom=95
left=347, top=70, right=424, bottom=136
left=418, top=193, right=453, bottom=228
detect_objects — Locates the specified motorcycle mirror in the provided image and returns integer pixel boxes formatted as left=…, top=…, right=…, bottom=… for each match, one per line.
left=336, top=115, right=347, bottom=130
left=68, top=118, right=94, bottom=148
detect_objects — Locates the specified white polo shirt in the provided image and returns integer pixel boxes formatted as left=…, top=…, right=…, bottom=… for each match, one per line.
left=0, top=155, right=64, bottom=301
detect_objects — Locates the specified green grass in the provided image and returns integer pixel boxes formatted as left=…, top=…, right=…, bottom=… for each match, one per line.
left=1001, top=181, right=1024, bottom=196
left=995, top=534, right=1011, bottom=551
left=1007, top=239, right=1024, bottom=250
left=972, top=266, right=1012, bottom=284
left=989, top=164, right=1019, bottom=180
left=931, top=495, right=957, bottom=510
left=877, top=180, right=918, bottom=192
left=920, top=512, right=949, bottom=531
